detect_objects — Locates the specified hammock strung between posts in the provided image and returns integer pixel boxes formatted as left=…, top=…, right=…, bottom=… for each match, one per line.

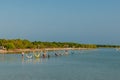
left=34, top=52, right=41, bottom=58
left=26, top=54, right=33, bottom=59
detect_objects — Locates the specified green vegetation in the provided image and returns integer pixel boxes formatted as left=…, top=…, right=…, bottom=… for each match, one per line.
left=0, top=39, right=119, bottom=50
left=96, top=44, right=120, bottom=48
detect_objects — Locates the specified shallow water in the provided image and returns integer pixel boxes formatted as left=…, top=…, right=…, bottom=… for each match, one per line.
left=0, top=48, right=120, bottom=80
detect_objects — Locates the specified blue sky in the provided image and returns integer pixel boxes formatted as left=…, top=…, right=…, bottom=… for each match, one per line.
left=0, top=0, right=120, bottom=44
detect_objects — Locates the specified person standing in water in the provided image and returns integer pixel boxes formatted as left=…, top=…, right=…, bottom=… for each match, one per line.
left=48, top=54, right=50, bottom=58
left=22, top=52, right=24, bottom=57
left=21, top=52, right=25, bottom=64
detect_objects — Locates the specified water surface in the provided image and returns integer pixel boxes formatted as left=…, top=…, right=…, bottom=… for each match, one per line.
left=0, top=49, right=120, bottom=80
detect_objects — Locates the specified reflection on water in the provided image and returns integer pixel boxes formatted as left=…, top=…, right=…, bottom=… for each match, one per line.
left=0, top=49, right=112, bottom=64
left=0, top=50, right=71, bottom=64
left=0, top=54, right=50, bottom=64
left=0, top=50, right=90, bottom=64
left=23, top=58, right=49, bottom=64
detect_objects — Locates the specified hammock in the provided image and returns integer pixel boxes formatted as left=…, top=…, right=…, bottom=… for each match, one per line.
left=26, top=54, right=33, bottom=59
left=34, top=52, right=41, bottom=58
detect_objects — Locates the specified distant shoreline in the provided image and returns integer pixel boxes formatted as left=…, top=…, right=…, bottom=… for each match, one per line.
left=0, top=48, right=92, bottom=54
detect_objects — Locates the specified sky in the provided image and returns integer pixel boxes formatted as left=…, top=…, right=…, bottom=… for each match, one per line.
left=0, top=0, right=120, bottom=45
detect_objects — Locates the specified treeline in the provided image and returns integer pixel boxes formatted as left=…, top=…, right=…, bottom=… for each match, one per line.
left=0, top=39, right=119, bottom=50
left=96, top=44, right=120, bottom=48
left=0, top=39, right=33, bottom=50
left=0, top=39, right=97, bottom=50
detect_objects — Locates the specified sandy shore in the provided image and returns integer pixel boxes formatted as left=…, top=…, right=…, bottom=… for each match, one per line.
left=0, top=48, right=92, bottom=54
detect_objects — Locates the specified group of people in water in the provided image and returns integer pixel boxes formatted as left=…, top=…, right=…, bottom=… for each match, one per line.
left=21, top=50, right=69, bottom=59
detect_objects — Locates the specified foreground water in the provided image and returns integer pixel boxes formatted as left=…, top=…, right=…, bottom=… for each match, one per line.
left=0, top=48, right=120, bottom=80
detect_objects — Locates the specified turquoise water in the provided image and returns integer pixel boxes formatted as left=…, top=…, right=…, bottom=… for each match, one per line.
left=0, top=49, right=120, bottom=80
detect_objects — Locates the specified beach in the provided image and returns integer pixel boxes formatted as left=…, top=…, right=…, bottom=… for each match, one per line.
left=0, top=48, right=91, bottom=53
